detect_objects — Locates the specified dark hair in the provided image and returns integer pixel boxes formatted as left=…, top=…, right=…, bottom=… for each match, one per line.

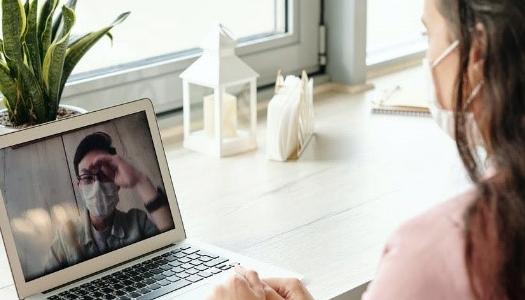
left=73, top=132, right=116, bottom=178
left=438, top=0, right=525, bottom=299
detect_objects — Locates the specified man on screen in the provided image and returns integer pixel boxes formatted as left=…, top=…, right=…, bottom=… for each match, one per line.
left=45, top=132, right=174, bottom=272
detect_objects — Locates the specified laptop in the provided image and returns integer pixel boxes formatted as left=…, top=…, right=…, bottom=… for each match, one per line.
left=0, top=99, right=298, bottom=299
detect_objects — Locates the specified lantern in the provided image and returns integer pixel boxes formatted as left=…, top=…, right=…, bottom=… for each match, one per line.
left=180, top=24, right=259, bottom=157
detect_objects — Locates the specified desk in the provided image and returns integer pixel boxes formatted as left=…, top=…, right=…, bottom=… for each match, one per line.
left=0, top=69, right=471, bottom=299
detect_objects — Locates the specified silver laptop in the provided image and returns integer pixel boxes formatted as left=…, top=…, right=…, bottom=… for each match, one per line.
left=0, top=99, right=298, bottom=299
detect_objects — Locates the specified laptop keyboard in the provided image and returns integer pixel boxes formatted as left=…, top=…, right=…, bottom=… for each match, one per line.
left=47, top=246, right=235, bottom=300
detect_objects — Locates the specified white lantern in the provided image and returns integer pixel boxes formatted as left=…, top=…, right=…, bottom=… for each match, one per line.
left=180, top=24, right=259, bottom=157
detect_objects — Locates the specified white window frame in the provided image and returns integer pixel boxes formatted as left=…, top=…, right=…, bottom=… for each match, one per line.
left=61, top=0, right=321, bottom=113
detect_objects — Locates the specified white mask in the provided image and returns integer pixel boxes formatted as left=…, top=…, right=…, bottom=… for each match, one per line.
left=80, top=181, right=119, bottom=218
left=423, top=40, right=484, bottom=146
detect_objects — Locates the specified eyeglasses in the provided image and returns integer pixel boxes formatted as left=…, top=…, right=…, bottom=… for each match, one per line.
left=77, top=171, right=112, bottom=185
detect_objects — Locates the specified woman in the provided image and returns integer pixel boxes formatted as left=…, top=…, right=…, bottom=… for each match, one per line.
left=209, top=0, right=525, bottom=299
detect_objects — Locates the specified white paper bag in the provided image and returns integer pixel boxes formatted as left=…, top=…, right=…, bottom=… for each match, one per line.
left=266, top=71, right=315, bottom=161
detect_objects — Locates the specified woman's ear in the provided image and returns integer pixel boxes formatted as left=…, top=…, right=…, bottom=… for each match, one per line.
left=468, top=23, right=487, bottom=84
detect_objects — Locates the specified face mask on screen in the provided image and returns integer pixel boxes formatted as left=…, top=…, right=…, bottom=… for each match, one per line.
left=80, top=181, right=119, bottom=218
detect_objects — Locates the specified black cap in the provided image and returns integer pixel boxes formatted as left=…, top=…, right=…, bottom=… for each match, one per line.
left=73, top=132, right=116, bottom=177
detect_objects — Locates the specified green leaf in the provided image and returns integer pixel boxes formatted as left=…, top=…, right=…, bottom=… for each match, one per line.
left=42, top=6, right=75, bottom=116
left=51, top=0, right=77, bottom=40
left=25, top=0, right=41, bottom=77
left=38, top=0, right=58, bottom=60
left=23, top=1, right=29, bottom=29
left=105, top=32, right=114, bottom=46
left=18, top=61, right=44, bottom=122
left=68, top=31, right=113, bottom=48
left=3, top=95, right=13, bottom=117
left=67, top=33, right=83, bottom=47
left=59, top=11, right=129, bottom=98
left=0, top=62, right=17, bottom=109
left=2, top=0, right=27, bottom=67
left=22, top=42, right=30, bottom=67
left=0, top=38, right=5, bottom=61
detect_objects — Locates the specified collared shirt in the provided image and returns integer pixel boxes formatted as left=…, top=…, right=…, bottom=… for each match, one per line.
left=45, top=208, right=159, bottom=274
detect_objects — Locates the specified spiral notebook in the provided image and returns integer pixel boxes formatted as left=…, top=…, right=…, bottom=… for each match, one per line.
left=372, top=85, right=431, bottom=117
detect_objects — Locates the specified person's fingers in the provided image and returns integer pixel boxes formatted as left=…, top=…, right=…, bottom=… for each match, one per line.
left=90, top=154, right=116, bottom=170
left=262, top=281, right=285, bottom=300
left=264, top=278, right=290, bottom=296
left=227, top=274, right=256, bottom=298
left=100, top=163, right=116, bottom=180
left=264, top=278, right=304, bottom=298
left=235, top=266, right=264, bottom=296
left=207, top=284, right=226, bottom=300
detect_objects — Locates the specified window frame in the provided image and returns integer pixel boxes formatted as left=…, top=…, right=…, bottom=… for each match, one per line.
left=61, top=0, right=321, bottom=113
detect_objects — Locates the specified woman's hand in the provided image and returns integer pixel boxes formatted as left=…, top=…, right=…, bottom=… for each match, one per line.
left=264, top=277, right=314, bottom=300
left=208, top=266, right=314, bottom=300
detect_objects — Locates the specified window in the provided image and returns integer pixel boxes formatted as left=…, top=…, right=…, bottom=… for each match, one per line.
left=366, top=0, right=426, bottom=66
left=59, top=0, right=321, bottom=113
left=71, top=0, right=287, bottom=76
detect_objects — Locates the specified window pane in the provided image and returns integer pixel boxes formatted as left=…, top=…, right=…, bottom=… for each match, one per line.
left=68, top=0, right=285, bottom=75
left=367, top=0, right=426, bottom=64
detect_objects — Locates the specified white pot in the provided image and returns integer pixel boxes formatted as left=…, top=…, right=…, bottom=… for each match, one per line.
left=0, top=104, right=88, bottom=135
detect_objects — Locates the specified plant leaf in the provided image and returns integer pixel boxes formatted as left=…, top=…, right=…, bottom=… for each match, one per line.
left=25, top=0, right=41, bottom=77
left=38, top=0, right=58, bottom=60
left=23, top=1, right=29, bottom=30
left=17, top=62, right=43, bottom=123
left=2, top=0, right=27, bottom=68
left=42, top=6, right=75, bottom=117
left=67, top=33, right=83, bottom=47
left=51, top=0, right=77, bottom=40
left=0, top=62, right=18, bottom=109
left=59, top=11, right=130, bottom=98
left=105, top=32, right=114, bottom=46
left=0, top=38, right=5, bottom=62
left=22, top=42, right=31, bottom=67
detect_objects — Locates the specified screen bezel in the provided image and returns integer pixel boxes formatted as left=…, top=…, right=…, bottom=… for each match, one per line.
left=0, top=99, right=187, bottom=298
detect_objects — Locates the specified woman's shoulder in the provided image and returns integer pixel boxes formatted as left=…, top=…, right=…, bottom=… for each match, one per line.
left=396, top=188, right=476, bottom=239
left=363, top=188, right=477, bottom=300
left=387, top=188, right=477, bottom=267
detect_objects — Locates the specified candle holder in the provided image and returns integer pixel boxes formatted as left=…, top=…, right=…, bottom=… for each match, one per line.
left=180, top=24, right=259, bottom=157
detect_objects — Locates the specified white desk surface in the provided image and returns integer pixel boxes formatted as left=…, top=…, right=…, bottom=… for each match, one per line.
left=0, top=67, right=472, bottom=299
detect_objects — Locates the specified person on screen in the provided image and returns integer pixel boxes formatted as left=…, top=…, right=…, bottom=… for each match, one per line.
left=45, top=132, right=174, bottom=272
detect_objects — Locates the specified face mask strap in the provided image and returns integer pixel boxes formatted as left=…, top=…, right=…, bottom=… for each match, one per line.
left=432, top=40, right=460, bottom=68
left=464, top=80, right=484, bottom=109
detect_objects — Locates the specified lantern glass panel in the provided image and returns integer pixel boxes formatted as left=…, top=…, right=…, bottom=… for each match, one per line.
left=225, top=82, right=252, bottom=137
left=187, top=83, right=214, bottom=135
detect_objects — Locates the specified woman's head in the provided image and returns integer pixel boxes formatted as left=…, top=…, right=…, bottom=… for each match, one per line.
left=424, top=0, right=525, bottom=298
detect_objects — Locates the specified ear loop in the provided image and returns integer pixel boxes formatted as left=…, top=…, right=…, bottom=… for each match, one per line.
left=464, top=80, right=484, bottom=109
left=431, top=40, right=460, bottom=67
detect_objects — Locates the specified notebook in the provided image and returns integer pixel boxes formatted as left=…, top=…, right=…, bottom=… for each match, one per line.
left=371, top=85, right=431, bottom=117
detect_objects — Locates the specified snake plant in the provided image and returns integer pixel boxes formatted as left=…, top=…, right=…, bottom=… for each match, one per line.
left=0, top=0, right=129, bottom=126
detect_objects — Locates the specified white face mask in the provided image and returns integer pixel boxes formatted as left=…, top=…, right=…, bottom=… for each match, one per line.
left=423, top=40, right=484, bottom=146
left=80, top=181, right=119, bottom=218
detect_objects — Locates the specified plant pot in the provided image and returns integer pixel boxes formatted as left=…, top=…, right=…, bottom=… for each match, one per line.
left=0, top=104, right=88, bottom=135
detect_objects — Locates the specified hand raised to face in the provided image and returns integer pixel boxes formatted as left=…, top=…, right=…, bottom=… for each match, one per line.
left=89, top=153, right=144, bottom=189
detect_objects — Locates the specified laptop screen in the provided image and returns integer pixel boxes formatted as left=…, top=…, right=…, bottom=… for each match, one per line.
left=0, top=112, right=175, bottom=282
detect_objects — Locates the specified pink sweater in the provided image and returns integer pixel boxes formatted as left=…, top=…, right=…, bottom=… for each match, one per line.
left=362, top=189, right=476, bottom=300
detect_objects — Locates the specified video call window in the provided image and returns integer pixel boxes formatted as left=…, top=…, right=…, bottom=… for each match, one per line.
left=0, top=112, right=175, bottom=281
